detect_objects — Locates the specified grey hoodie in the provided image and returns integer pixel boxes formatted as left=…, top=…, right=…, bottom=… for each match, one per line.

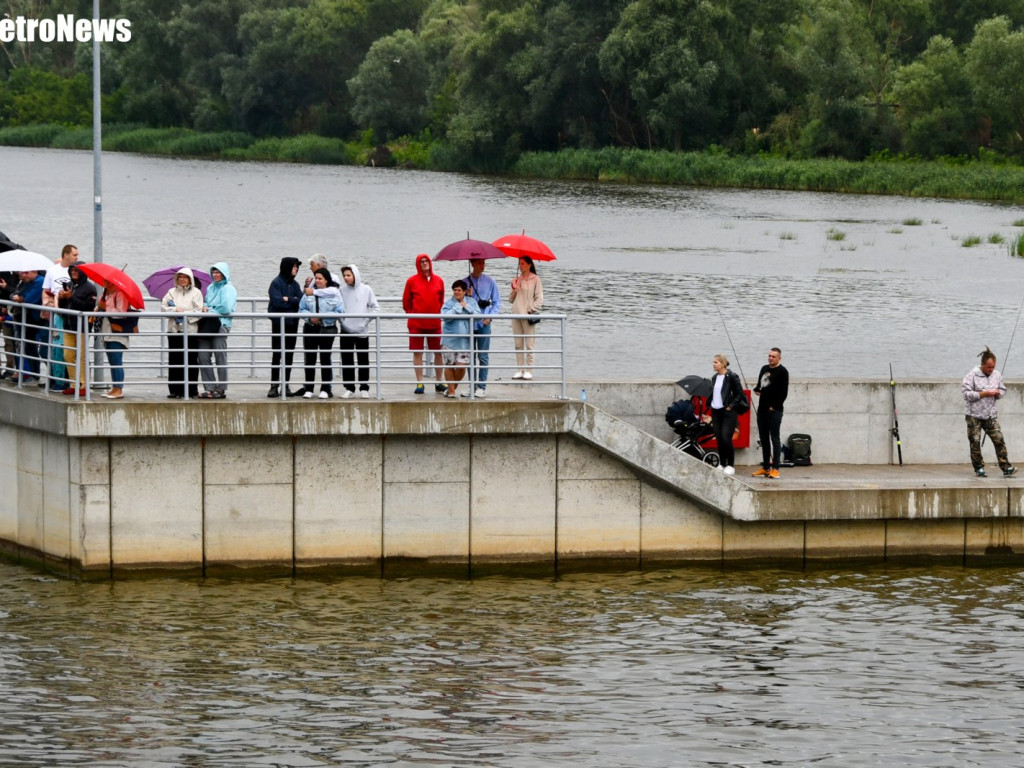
left=338, top=264, right=379, bottom=336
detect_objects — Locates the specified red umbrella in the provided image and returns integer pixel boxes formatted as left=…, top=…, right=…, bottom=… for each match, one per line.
left=75, top=263, right=146, bottom=310
left=492, top=232, right=556, bottom=262
left=434, top=237, right=508, bottom=261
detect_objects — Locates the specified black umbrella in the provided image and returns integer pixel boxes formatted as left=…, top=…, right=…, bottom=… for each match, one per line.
left=0, top=231, right=23, bottom=254
left=676, top=374, right=713, bottom=399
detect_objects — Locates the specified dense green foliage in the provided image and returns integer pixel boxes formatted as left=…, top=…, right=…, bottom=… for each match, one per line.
left=4, top=0, right=1024, bottom=174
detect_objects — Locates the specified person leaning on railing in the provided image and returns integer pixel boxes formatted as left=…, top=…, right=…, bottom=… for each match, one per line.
left=160, top=268, right=203, bottom=399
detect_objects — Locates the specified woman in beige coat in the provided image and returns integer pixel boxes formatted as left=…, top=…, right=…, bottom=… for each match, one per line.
left=508, top=256, right=543, bottom=380
left=160, top=268, right=204, bottom=398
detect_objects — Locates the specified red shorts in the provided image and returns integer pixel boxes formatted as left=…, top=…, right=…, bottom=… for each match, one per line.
left=408, top=326, right=441, bottom=351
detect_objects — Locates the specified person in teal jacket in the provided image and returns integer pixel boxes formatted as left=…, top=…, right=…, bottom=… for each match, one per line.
left=197, top=261, right=237, bottom=398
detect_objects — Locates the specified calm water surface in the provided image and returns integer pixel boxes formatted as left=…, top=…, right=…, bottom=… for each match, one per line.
left=4, top=146, right=1024, bottom=380
left=2, top=563, right=1024, bottom=766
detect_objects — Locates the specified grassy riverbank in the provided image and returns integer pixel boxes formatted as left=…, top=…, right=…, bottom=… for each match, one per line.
left=4, top=123, right=1024, bottom=202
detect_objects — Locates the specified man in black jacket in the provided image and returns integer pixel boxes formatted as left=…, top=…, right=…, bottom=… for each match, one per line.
left=752, top=347, right=789, bottom=478
left=267, top=257, right=304, bottom=398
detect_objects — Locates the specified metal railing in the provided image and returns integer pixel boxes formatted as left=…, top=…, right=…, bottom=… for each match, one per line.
left=0, top=298, right=567, bottom=401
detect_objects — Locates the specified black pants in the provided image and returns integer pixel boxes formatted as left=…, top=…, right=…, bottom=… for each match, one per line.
left=757, top=407, right=784, bottom=469
left=711, top=407, right=738, bottom=468
left=168, top=333, right=199, bottom=397
left=338, top=333, right=370, bottom=392
left=270, top=317, right=299, bottom=385
left=303, top=325, right=336, bottom=391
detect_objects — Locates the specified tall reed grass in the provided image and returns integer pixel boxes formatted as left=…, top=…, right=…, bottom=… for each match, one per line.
left=511, top=149, right=1024, bottom=201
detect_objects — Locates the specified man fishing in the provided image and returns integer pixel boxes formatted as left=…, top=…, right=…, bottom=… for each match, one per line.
left=962, top=346, right=1016, bottom=478
left=752, top=347, right=789, bottom=478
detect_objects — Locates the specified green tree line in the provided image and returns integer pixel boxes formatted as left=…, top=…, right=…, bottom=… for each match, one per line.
left=3, top=0, right=1024, bottom=168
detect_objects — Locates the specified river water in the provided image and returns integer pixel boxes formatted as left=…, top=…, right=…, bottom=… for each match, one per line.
left=4, top=146, right=1024, bottom=381
left=5, top=149, right=1024, bottom=765
left=3, top=562, right=1024, bottom=767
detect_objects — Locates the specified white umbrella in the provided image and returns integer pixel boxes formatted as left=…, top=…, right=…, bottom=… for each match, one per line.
left=0, top=249, right=56, bottom=273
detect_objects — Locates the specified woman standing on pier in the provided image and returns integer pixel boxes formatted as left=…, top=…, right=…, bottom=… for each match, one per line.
left=508, top=256, right=543, bottom=380
left=160, top=268, right=203, bottom=399
left=298, top=267, right=342, bottom=398
left=707, top=354, right=745, bottom=475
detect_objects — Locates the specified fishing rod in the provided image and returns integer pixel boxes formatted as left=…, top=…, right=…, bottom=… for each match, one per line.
left=889, top=363, right=903, bottom=466
left=980, top=292, right=1024, bottom=448
left=714, top=301, right=750, bottom=392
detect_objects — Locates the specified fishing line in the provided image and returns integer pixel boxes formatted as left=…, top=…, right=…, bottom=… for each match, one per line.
left=1003, top=291, right=1024, bottom=375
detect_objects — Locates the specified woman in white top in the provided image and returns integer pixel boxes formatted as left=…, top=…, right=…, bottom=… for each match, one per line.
left=708, top=354, right=745, bottom=474
left=160, top=268, right=204, bottom=399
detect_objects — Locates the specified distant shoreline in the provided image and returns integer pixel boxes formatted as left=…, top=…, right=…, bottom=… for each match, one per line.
left=4, top=124, right=1024, bottom=202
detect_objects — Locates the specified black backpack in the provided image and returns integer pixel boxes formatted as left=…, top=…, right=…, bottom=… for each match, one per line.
left=785, top=433, right=812, bottom=466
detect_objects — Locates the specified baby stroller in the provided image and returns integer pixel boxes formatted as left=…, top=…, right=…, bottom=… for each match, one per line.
left=665, top=398, right=720, bottom=467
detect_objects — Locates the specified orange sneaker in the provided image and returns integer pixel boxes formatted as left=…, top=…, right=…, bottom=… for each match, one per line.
left=752, top=468, right=769, bottom=477
left=768, top=469, right=780, bottom=479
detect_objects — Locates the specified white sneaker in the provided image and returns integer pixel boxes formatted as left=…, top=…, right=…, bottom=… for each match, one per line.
left=302, top=391, right=313, bottom=399
left=318, top=391, right=329, bottom=399
left=723, top=466, right=735, bottom=475
left=474, top=388, right=486, bottom=398
left=360, top=391, right=370, bottom=399
left=512, top=371, right=524, bottom=379
left=341, top=390, right=354, bottom=399
left=523, top=372, right=533, bottom=380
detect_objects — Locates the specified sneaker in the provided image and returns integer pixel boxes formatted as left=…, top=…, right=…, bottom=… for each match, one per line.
left=267, top=385, right=280, bottom=398
left=286, top=387, right=303, bottom=398
left=303, top=391, right=314, bottom=399
left=461, top=390, right=472, bottom=398
left=512, top=371, right=524, bottom=379
left=723, top=466, right=735, bottom=476
left=435, top=383, right=447, bottom=394
left=341, top=390, right=354, bottom=399
left=752, top=468, right=769, bottom=477
left=1004, top=466, right=1017, bottom=477
left=474, top=388, right=486, bottom=398
left=414, top=384, right=425, bottom=395
left=976, top=467, right=987, bottom=477
left=360, top=390, right=370, bottom=399
left=768, top=469, right=780, bottom=479
left=319, top=391, right=331, bottom=399
left=522, top=372, right=533, bottom=380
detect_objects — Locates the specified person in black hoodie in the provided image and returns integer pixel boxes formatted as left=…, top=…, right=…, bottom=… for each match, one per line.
left=267, top=257, right=304, bottom=397
left=57, top=262, right=97, bottom=395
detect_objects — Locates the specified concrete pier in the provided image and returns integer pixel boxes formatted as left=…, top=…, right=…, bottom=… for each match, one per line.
left=2, top=379, right=1022, bottom=579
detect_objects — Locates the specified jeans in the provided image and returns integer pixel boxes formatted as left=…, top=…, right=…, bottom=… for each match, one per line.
left=757, top=407, right=784, bottom=468
left=338, top=332, right=369, bottom=392
left=104, top=341, right=126, bottom=385
left=303, top=325, right=336, bottom=391
left=270, top=317, right=299, bottom=385
left=472, top=322, right=491, bottom=388
left=711, top=407, right=738, bottom=468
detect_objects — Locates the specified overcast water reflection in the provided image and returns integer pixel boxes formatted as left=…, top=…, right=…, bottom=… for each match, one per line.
left=2, top=564, right=1024, bottom=766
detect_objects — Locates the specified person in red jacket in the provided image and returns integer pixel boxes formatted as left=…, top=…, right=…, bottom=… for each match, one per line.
left=402, top=253, right=446, bottom=394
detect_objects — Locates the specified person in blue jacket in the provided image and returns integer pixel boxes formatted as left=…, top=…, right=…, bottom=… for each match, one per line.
left=298, top=267, right=343, bottom=398
left=9, top=270, right=45, bottom=381
left=197, top=261, right=237, bottom=399
left=440, top=280, right=480, bottom=398
left=267, top=257, right=304, bottom=398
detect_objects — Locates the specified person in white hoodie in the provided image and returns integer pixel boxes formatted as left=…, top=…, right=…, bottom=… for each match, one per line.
left=160, top=268, right=204, bottom=399
left=337, top=264, right=379, bottom=399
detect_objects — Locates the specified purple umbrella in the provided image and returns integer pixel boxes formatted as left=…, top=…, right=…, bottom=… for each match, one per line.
left=434, top=237, right=508, bottom=262
left=142, top=265, right=211, bottom=298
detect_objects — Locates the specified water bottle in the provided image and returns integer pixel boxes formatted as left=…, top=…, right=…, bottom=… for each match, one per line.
left=167, top=299, right=183, bottom=326
left=581, top=388, right=587, bottom=403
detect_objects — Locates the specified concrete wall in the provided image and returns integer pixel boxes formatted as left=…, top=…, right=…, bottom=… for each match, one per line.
left=1, top=378, right=1022, bottom=579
